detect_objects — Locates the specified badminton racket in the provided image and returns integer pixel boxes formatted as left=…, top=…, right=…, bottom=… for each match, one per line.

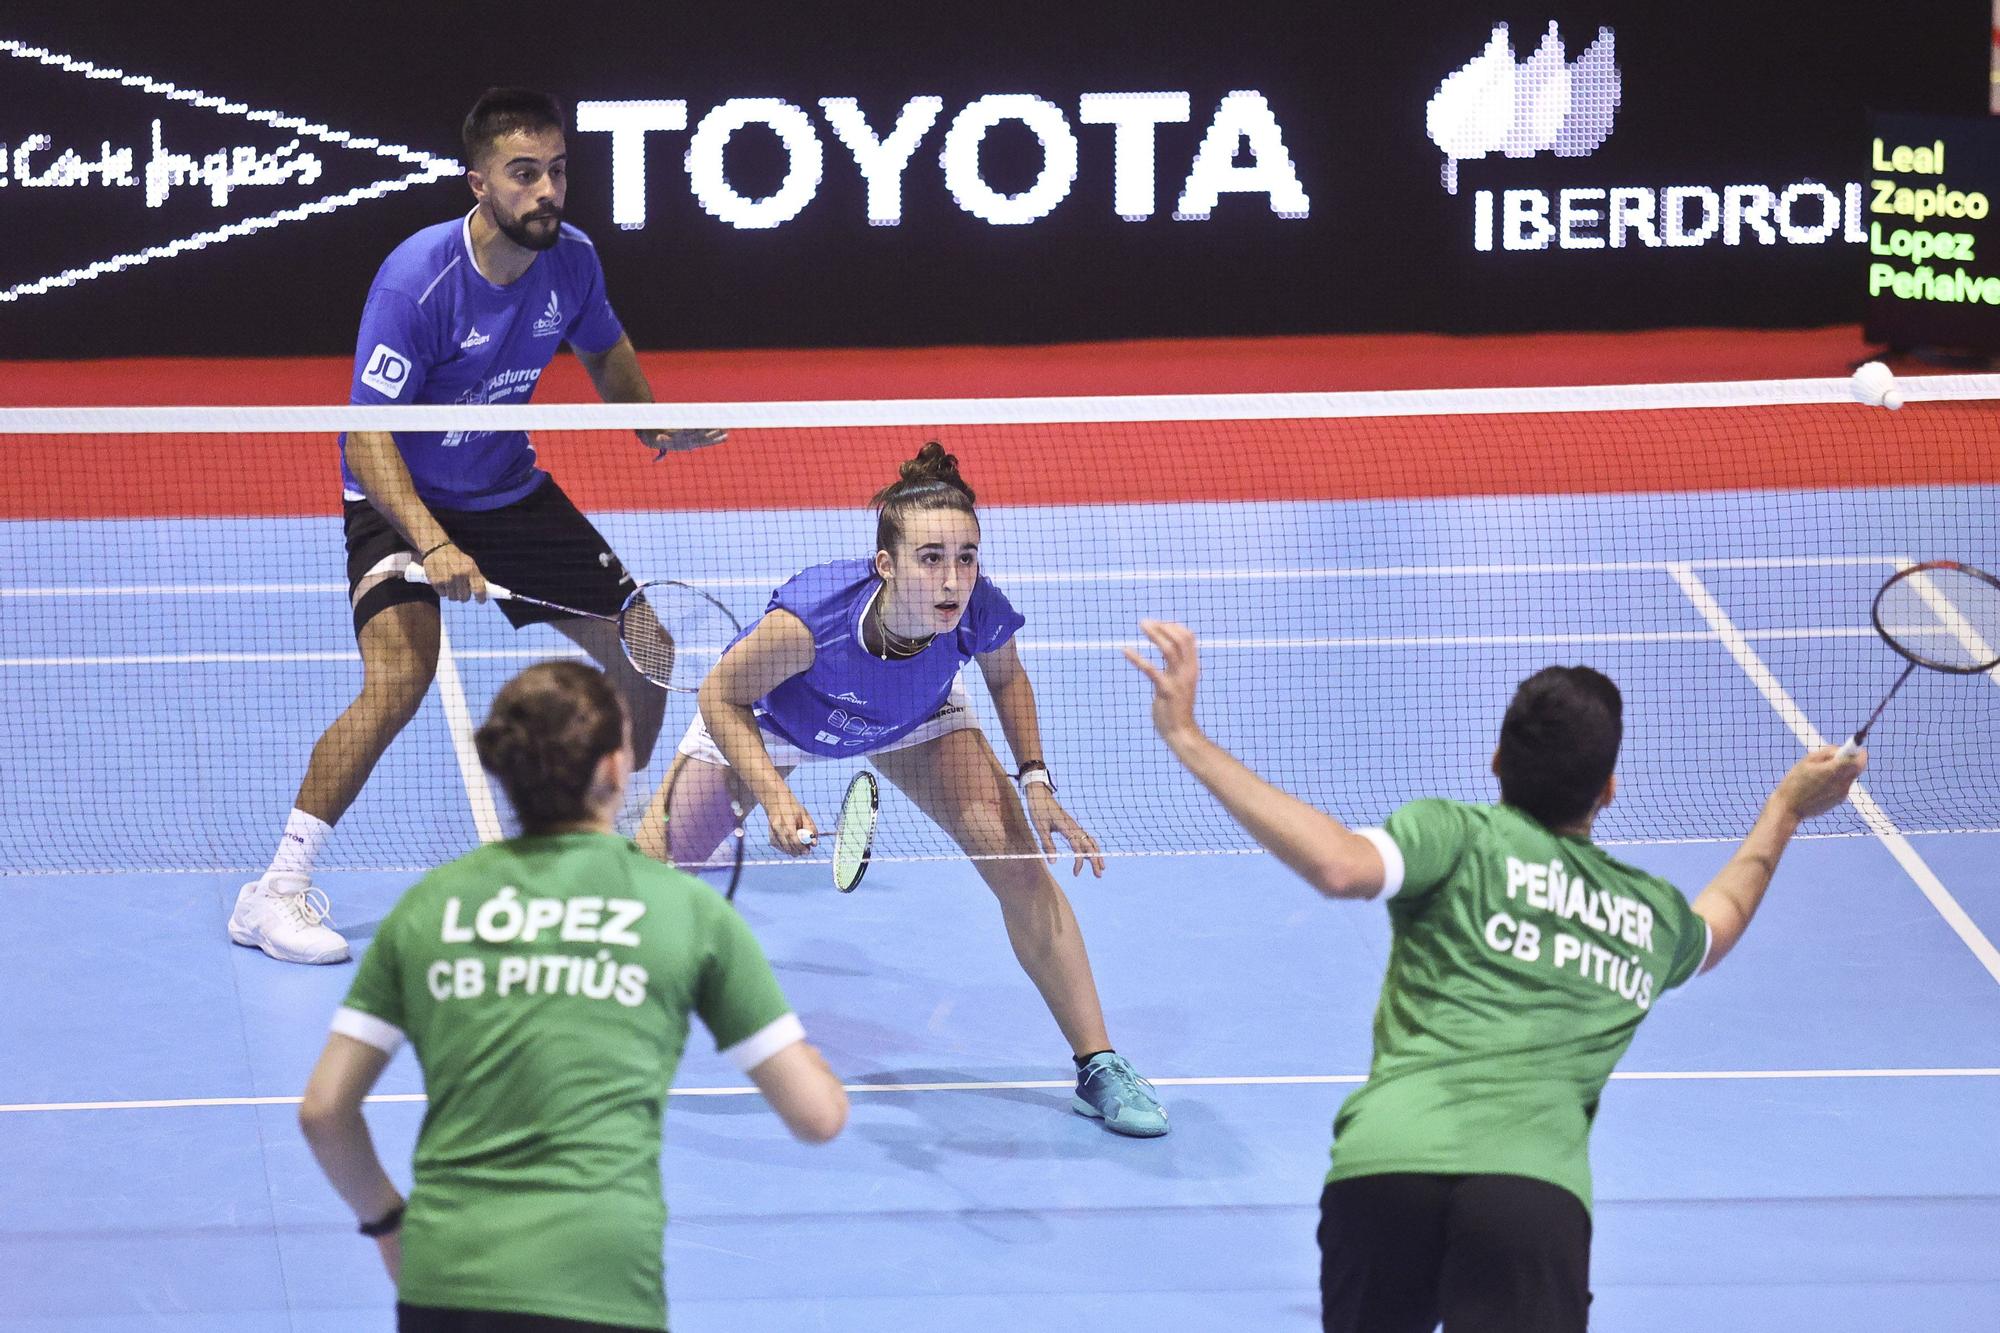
left=405, top=566, right=738, bottom=692
left=830, top=771, right=879, bottom=893
left=1839, top=560, right=2000, bottom=758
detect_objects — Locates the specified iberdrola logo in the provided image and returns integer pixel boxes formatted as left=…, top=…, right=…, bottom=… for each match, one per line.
left=1426, top=22, right=1620, bottom=194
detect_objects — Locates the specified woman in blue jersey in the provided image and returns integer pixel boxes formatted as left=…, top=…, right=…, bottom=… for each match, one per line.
left=638, top=443, right=1168, bottom=1138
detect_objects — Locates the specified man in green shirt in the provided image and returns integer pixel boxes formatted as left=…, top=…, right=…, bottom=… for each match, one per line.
left=1127, top=620, right=1863, bottom=1333
left=299, top=661, right=847, bottom=1331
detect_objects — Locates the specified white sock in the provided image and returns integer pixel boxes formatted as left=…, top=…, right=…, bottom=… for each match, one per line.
left=267, top=809, right=333, bottom=878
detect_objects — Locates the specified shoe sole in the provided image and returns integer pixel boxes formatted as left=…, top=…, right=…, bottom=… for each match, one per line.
left=228, top=922, right=350, bottom=965
left=1070, top=1094, right=1170, bottom=1138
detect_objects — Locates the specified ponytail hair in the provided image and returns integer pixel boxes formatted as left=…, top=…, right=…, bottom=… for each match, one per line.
left=872, top=441, right=977, bottom=555
left=474, top=660, right=627, bottom=835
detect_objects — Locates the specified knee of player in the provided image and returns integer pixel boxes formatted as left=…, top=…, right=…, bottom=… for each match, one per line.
left=976, top=855, right=1063, bottom=911
left=950, top=800, right=1021, bottom=860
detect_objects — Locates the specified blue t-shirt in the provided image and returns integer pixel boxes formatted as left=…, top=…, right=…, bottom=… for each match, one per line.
left=753, top=558, right=1026, bottom=758
left=342, top=211, right=626, bottom=511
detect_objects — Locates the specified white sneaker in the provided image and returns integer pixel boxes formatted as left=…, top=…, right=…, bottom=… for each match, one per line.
left=228, top=872, right=350, bottom=964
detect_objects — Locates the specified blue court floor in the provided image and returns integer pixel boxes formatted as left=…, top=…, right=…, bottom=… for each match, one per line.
left=3, top=486, right=1998, bottom=1329
left=1, top=838, right=1996, bottom=1331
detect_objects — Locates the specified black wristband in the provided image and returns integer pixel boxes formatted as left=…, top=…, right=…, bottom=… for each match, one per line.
left=419, top=540, right=453, bottom=561
left=358, top=1202, right=405, bottom=1237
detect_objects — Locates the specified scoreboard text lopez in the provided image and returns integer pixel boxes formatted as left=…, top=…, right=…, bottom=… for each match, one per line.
left=1865, top=112, right=2000, bottom=352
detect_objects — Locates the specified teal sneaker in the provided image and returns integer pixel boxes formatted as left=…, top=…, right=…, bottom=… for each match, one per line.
left=1071, top=1052, right=1169, bottom=1137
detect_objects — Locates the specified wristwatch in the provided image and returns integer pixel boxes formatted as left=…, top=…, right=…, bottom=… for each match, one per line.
left=358, top=1201, right=406, bottom=1237
left=1015, top=759, right=1055, bottom=793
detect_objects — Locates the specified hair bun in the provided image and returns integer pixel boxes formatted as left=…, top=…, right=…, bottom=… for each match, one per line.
left=901, top=440, right=960, bottom=485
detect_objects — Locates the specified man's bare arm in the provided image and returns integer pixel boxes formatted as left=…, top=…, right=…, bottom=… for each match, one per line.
left=1692, top=748, right=1864, bottom=971
left=572, top=335, right=723, bottom=455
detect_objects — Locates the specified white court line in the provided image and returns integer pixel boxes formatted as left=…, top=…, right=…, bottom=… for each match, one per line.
left=0, top=646, right=726, bottom=667
left=458, top=647, right=729, bottom=661
left=0, top=555, right=1906, bottom=598
left=995, top=556, right=1905, bottom=581
left=0, top=652, right=363, bottom=666
left=12, top=829, right=1999, bottom=878
left=1669, top=564, right=2000, bottom=986
left=430, top=620, right=503, bottom=844
left=5, top=1066, right=1997, bottom=1113
left=0, top=627, right=1895, bottom=668
left=1020, top=629, right=1880, bottom=652
left=0, top=582, right=352, bottom=598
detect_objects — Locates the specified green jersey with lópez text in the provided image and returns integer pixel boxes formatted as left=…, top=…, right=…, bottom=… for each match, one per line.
left=332, top=831, right=799, bottom=1330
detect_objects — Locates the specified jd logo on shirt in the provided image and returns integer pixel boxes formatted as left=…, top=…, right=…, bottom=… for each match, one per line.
left=360, top=343, right=412, bottom=398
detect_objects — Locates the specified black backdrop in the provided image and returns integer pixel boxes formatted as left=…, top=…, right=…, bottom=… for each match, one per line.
left=1, top=3, right=1985, bottom=357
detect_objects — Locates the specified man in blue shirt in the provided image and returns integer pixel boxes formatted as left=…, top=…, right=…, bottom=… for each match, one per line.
left=229, top=88, right=720, bottom=965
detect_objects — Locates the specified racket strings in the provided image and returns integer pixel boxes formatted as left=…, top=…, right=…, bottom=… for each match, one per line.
left=1875, top=568, right=2000, bottom=673
left=832, top=773, right=879, bottom=891
left=618, top=594, right=677, bottom=684
left=621, top=582, right=742, bottom=690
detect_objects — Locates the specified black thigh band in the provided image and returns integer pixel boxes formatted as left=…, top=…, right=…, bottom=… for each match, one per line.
left=353, top=574, right=438, bottom=636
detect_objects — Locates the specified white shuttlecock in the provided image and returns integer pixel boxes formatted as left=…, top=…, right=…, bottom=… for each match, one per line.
left=1850, top=361, right=1904, bottom=410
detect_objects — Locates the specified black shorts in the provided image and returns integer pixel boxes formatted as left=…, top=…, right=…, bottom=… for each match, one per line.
left=397, top=1303, right=656, bottom=1333
left=1318, top=1173, right=1592, bottom=1333
left=343, top=476, right=633, bottom=634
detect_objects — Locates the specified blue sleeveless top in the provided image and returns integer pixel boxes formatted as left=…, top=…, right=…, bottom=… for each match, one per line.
left=752, top=558, right=1025, bottom=757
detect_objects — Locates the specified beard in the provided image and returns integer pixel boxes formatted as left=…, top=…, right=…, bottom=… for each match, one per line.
left=494, top=203, right=563, bottom=251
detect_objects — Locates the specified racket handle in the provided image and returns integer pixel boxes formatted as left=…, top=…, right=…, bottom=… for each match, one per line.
left=403, top=564, right=513, bottom=600
left=1836, top=735, right=1863, bottom=761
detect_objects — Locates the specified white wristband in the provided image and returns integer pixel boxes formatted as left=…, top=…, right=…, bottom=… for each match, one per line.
left=1020, top=768, right=1054, bottom=789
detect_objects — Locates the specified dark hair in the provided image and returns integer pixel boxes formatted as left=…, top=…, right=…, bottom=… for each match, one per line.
left=1495, top=666, right=1623, bottom=830
left=474, top=661, right=626, bottom=834
left=462, top=88, right=566, bottom=168
left=871, top=441, right=977, bottom=555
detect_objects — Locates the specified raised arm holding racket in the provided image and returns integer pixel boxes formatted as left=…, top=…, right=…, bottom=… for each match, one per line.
left=1126, top=618, right=1865, bottom=1333
left=634, top=442, right=1169, bottom=1139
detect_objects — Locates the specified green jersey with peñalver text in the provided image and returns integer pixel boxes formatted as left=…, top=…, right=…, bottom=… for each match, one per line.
left=1330, top=800, right=1709, bottom=1210
left=334, top=831, right=797, bottom=1330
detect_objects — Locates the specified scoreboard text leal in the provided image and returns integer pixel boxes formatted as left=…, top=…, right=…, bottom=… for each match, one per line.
left=1864, top=113, right=2000, bottom=351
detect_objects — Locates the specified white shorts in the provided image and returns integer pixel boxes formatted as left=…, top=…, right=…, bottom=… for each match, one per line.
left=677, top=680, right=978, bottom=768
